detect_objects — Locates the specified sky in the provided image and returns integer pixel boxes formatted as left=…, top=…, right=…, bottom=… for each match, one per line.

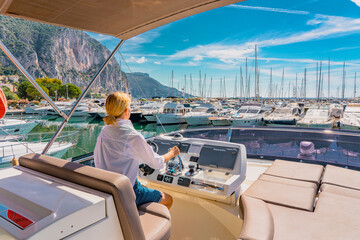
left=87, top=0, right=360, bottom=98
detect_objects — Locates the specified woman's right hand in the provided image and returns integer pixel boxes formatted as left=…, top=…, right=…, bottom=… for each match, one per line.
left=163, top=146, right=180, bottom=162
left=169, top=146, right=180, bottom=158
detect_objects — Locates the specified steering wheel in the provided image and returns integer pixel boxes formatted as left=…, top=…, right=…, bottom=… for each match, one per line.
left=139, top=140, right=158, bottom=176
left=146, top=140, right=158, bottom=153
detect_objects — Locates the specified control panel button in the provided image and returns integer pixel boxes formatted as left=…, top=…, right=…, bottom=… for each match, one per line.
left=157, top=174, right=164, bottom=181
left=178, top=177, right=191, bottom=187
left=163, top=175, right=173, bottom=183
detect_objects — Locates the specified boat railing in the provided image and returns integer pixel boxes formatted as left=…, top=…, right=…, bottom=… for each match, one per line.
left=0, top=131, right=78, bottom=158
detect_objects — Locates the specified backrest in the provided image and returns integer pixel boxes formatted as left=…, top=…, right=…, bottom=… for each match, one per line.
left=18, top=153, right=145, bottom=240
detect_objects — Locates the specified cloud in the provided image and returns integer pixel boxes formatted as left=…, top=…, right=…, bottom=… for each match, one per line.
left=136, top=56, right=147, bottom=64
left=127, top=56, right=147, bottom=64
left=351, top=0, right=360, bottom=7
left=168, top=14, right=360, bottom=64
left=85, top=32, right=117, bottom=42
left=331, top=46, right=360, bottom=52
left=154, top=61, right=161, bottom=65
left=229, top=4, right=310, bottom=15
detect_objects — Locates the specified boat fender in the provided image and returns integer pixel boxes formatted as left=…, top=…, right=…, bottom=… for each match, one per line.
left=11, top=157, right=19, bottom=166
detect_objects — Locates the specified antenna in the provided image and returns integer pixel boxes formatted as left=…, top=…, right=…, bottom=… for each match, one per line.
left=199, top=70, right=202, bottom=97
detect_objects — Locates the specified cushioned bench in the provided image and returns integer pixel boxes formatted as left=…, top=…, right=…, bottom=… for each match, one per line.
left=263, top=160, right=324, bottom=184
left=240, top=162, right=360, bottom=240
left=242, top=177, right=317, bottom=211
left=18, top=153, right=171, bottom=240
left=322, top=165, right=360, bottom=190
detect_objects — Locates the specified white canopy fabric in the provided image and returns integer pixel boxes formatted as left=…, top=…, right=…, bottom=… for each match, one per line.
left=0, top=0, right=243, bottom=39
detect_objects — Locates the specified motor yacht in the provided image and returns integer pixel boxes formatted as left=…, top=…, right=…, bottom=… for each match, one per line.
left=0, top=118, right=38, bottom=135
left=0, top=140, right=73, bottom=166
left=297, top=105, right=334, bottom=128
left=184, top=105, right=219, bottom=126
left=231, top=104, right=268, bottom=126
left=340, top=104, right=360, bottom=130
left=264, top=104, right=303, bottom=126
left=140, top=102, right=166, bottom=123
left=0, top=1, right=359, bottom=240
left=156, top=103, right=191, bottom=125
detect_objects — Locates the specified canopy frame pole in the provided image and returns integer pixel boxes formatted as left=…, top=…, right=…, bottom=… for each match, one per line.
left=42, top=39, right=125, bottom=154
left=0, top=40, right=67, bottom=118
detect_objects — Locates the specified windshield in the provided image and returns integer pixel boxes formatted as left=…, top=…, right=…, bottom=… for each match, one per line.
left=273, top=108, right=292, bottom=114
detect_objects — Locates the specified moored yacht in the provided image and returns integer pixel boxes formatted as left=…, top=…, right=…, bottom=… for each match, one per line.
left=156, top=103, right=191, bottom=125
left=340, top=104, right=360, bottom=130
left=264, top=104, right=303, bottom=126
left=184, top=105, right=218, bottom=126
left=0, top=118, right=38, bottom=135
left=297, top=105, right=334, bottom=128
left=231, top=104, right=268, bottom=126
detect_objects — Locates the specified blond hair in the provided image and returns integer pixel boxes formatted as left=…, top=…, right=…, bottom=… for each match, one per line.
left=104, top=92, right=131, bottom=125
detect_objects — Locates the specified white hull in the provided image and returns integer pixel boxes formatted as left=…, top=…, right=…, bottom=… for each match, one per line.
left=0, top=141, right=73, bottom=163
left=231, top=118, right=263, bottom=126
left=185, top=116, right=211, bottom=126
left=156, top=114, right=186, bottom=125
left=144, top=114, right=157, bottom=123
left=211, top=119, right=231, bottom=126
left=297, top=121, right=333, bottom=128
left=0, top=120, right=38, bottom=135
left=340, top=123, right=360, bottom=130
left=24, top=107, right=38, bottom=114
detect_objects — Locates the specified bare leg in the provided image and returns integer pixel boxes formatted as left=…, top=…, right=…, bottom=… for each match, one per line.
left=160, top=192, right=173, bottom=209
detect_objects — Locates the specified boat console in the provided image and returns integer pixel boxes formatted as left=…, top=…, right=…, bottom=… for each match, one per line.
left=139, top=134, right=247, bottom=202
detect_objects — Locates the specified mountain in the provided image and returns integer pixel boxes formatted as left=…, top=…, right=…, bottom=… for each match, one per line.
left=0, top=15, right=186, bottom=98
left=125, top=72, right=186, bottom=98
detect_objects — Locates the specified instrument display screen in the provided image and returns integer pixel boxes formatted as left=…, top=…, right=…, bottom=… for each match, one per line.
left=197, top=145, right=238, bottom=170
left=152, top=140, right=190, bottom=154
left=188, top=144, right=203, bottom=155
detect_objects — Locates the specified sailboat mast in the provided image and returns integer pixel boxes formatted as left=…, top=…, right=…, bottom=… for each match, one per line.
left=354, top=72, right=357, bottom=99
left=171, top=70, right=174, bottom=97
left=295, top=73, right=298, bottom=100
left=254, top=45, right=260, bottom=102
left=184, top=74, right=187, bottom=99
left=224, top=76, right=227, bottom=98
left=270, top=68, right=273, bottom=99
left=240, top=67, right=244, bottom=100
left=281, top=69, right=284, bottom=99
left=342, top=62, right=346, bottom=100
left=304, top=68, right=307, bottom=100
left=233, top=74, right=238, bottom=98
left=328, top=58, right=330, bottom=100
left=190, top=74, right=193, bottom=96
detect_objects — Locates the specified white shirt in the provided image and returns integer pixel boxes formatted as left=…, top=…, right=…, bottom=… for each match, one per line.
left=94, top=119, right=164, bottom=186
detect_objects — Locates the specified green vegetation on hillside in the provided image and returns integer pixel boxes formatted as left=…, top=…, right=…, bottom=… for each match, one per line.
left=1, top=86, right=19, bottom=100
left=18, top=77, right=81, bottom=100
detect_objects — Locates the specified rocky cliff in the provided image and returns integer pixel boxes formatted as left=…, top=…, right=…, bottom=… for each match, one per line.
left=0, top=15, right=184, bottom=98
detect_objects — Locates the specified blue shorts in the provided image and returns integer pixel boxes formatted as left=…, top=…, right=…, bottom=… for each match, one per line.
left=133, top=179, right=162, bottom=206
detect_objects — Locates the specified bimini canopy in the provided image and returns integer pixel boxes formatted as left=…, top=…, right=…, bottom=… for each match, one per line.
left=0, top=0, right=243, bottom=40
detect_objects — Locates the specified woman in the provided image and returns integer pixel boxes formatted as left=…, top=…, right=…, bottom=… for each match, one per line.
left=94, top=92, right=178, bottom=209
